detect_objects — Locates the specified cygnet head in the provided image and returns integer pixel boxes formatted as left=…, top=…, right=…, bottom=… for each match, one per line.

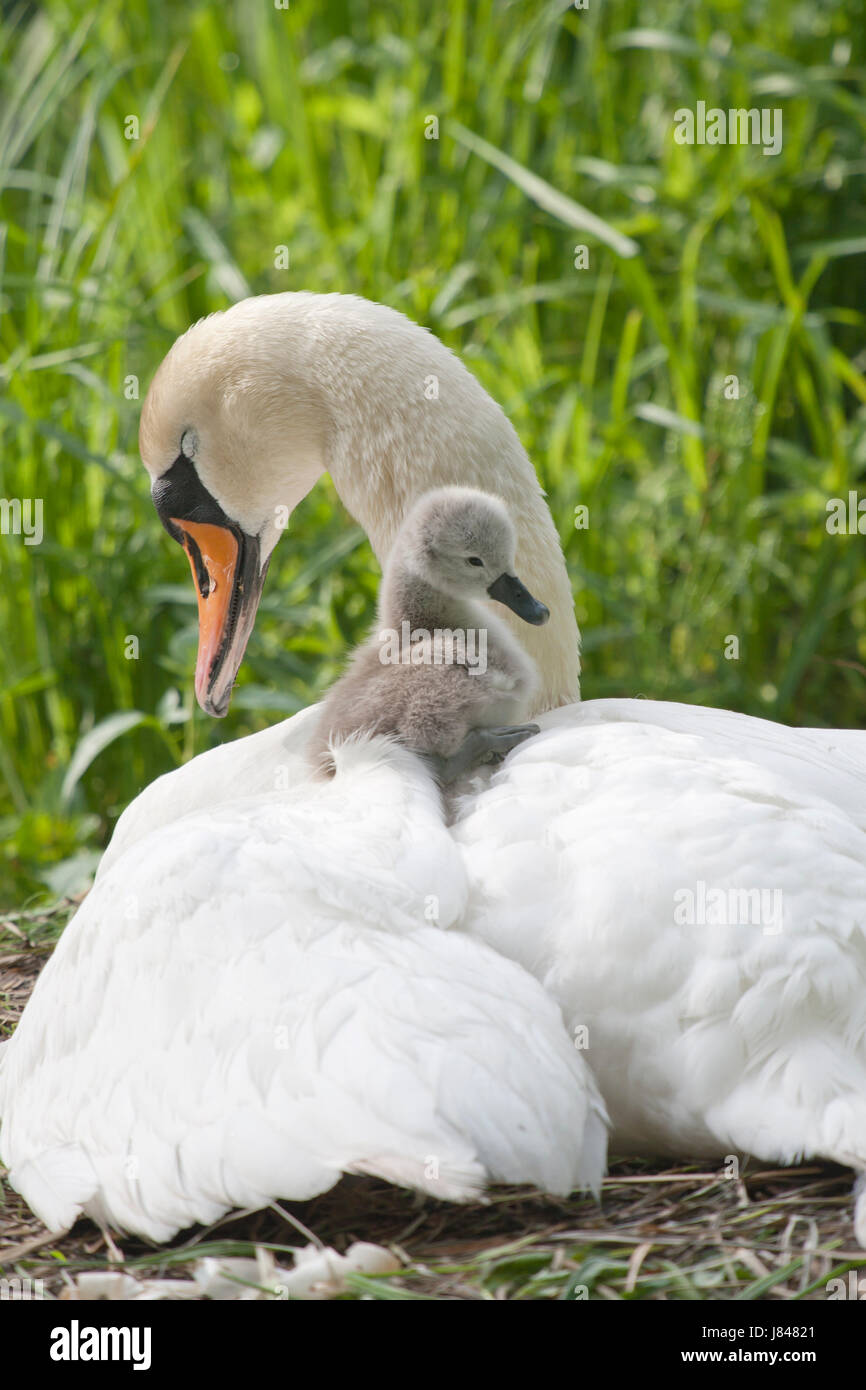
left=398, top=487, right=550, bottom=625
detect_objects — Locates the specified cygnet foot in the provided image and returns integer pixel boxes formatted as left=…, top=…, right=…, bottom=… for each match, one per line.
left=427, top=723, right=540, bottom=785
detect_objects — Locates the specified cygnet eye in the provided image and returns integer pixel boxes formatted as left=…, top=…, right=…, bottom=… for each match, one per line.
left=466, top=556, right=484, bottom=567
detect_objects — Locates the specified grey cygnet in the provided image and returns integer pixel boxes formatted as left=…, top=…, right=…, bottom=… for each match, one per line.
left=310, top=486, right=550, bottom=784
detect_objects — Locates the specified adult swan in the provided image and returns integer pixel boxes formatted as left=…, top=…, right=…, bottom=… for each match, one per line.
left=2, top=293, right=866, bottom=1246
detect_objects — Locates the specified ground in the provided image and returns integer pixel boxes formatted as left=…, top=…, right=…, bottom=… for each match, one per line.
left=2, top=901, right=864, bottom=1302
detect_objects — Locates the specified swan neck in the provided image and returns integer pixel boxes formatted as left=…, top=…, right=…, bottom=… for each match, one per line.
left=294, top=299, right=581, bottom=711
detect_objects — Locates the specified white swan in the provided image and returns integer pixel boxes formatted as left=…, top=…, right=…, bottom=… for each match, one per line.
left=2, top=291, right=866, bottom=1246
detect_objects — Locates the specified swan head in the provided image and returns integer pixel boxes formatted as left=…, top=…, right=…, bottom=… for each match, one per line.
left=141, top=292, right=581, bottom=718
left=140, top=300, right=328, bottom=715
left=397, top=487, right=550, bottom=625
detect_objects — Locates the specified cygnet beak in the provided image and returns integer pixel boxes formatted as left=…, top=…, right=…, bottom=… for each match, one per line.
left=486, top=572, right=550, bottom=626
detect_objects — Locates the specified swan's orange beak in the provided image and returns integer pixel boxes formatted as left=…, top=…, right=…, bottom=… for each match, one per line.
left=171, top=519, right=268, bottom=717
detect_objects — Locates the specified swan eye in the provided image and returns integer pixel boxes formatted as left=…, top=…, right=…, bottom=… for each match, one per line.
left=466, top=556, right=484, bottom=567
left=180, top=429, right=198, bottom=460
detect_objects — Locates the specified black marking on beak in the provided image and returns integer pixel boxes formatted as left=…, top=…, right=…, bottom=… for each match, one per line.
left=151, top=452, right=232, bottom=540
left=183, top=532, right=211, bottom=599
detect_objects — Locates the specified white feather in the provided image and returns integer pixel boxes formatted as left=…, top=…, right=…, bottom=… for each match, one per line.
left=0, top=738, right=605, bottom=1239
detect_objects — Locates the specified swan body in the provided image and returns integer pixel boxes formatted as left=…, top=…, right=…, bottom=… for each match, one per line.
left=0, top=732, right=607, bottom=1241
left=2, top=291, right=866, bottom=1242
left=455, top=701, right=866, bottom=1177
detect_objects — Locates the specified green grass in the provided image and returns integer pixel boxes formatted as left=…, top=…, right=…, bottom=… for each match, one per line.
left=2, top=0, right=866, bottom=903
